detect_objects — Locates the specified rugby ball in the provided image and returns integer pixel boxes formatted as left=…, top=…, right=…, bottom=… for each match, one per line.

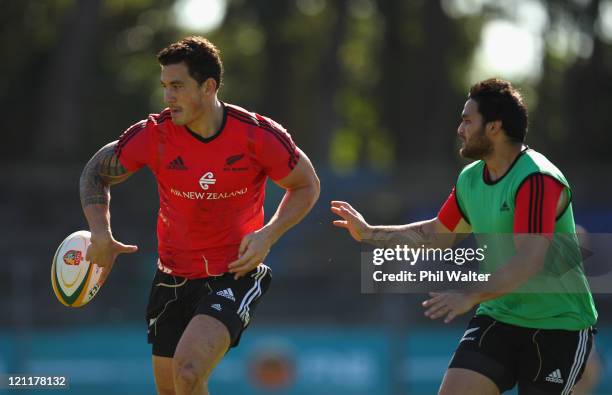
left=51, top=230, right=103, bottom=307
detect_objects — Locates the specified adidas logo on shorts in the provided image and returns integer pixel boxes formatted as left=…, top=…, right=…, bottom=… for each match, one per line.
left=211, top=304, right=222, bottom=311
left=545, top=369, right=564, bottom=384
left=217, top=288, right=235, bottom=302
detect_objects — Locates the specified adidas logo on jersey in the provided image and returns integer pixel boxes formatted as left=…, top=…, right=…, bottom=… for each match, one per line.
left=500, top=201, right=510, bottom=212
left=211, top=304, right=222, bottom=311
left=167, top=156, right=188, bottom=170
left=545, top=369, right=564, bottom=384
left=217, top=288, right=235, bottom=302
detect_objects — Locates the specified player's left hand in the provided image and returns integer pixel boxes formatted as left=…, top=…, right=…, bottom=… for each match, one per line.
left=228, top=230, right=273, bottom=279
left=422, top=292, right=478, bottom=323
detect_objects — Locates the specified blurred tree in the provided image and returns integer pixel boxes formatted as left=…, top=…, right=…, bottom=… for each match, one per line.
left=4, top=0, right=609, bottom=170
left=313, top=0, right=349, bottom=163
left=82, top=0, right=177, bottom=156
left=250, top=0, right=296, bottom=123
left=36, top=0, right=103, bottom=159
left=331, top=0, right=387, bottom=172
left=532, top=0, right=611, bottom=164
left=376, top=0, right=475, bottom=166
left=215, top=0, right=350, bottom=165
left=0, top=0, right=177, bottom=162
left=0, top=0, right=76, bottom=160
left=560, top=0, right=611, bottom=162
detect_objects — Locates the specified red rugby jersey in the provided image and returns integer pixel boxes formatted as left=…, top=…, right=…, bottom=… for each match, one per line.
left=115, top=103, right=300, bottom=278
left=438, top=175, right=565, bottom=235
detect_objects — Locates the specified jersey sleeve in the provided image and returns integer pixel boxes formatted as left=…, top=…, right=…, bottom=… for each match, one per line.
left=438, top=186, right=467, bottom=231
left=514, top=173, right=565, bottom=236
left=114, top=119, right=154, bottom=172
left=254, top=116, right=300, bottom=180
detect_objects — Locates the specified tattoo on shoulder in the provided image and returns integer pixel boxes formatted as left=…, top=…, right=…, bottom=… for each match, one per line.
left=79, top=141, right=132, bottom=207
left=98, top=145, right=129, bottom=181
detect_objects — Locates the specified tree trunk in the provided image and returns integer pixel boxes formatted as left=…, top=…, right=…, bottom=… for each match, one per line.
left=36, top=0, right=102, bottom=160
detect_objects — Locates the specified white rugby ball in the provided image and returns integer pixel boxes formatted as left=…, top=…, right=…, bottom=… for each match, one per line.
left=51, top=230, right=103, bottom=307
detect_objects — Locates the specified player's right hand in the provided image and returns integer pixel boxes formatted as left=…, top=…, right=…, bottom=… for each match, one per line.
left=86, top=231, right=138, bottom=284
left=330, top=200, right=372, bottom=241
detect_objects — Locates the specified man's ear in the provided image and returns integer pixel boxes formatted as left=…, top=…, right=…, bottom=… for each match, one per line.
left=487, top=120, right=502, bottom=135
left=202, top=78, right=218, bottom=95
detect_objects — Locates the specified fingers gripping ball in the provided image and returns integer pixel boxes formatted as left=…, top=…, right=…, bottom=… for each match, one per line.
left=51, top=230, right=104, bottom=307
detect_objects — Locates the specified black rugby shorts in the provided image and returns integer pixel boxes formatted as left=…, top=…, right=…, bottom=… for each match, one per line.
left=146, top=264, right=272, bottom=357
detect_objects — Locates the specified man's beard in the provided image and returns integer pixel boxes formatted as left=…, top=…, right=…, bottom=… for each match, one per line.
left=460, top=125, right=493, bottom=159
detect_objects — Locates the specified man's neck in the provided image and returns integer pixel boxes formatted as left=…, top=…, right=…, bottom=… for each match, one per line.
left=186, top=98, right=224, bottom=138
left=483, top=143, right=526, bottom=181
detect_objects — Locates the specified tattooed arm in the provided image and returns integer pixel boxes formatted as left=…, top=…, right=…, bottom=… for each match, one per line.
left=79, top=141, right=139, bottom=282
left=364, top=219, right=438, bottom=248
left=80, top=141, right=132, bottom=223
left=330, top=201, right=469, bottom=248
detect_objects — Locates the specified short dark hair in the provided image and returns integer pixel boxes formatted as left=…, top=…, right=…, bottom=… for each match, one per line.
left=157, top=36, right=223, bottom=89
left=468, top=78, right=528, bottom=143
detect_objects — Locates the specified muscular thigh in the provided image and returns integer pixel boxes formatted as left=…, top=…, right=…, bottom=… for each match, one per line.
left=439, top=368, right=500, bottom=395
left=173, top=314, right=231, bottom=378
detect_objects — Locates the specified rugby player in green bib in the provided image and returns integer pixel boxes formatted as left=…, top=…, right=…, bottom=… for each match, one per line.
left=331, top=78, right=596, bottom=395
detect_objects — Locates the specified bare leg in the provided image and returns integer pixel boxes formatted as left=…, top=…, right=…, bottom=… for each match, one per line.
left=572, top=345, right=601, bottom=395
left=173, top=314, right=231, bottom=395
left=152, top=355, right=176, bottom=395
left=438, top=368, right=500, bottom=395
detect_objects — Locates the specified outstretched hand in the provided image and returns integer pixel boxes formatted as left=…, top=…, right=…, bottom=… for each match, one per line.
left=330, top=200, right=371, bottom=241
left=86, top=232, right=138, bottom=285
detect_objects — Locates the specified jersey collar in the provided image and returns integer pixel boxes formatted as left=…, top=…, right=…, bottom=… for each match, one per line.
left=482, top=146, right=530, bottom=185
left=184, top=102, right=228, bottom=144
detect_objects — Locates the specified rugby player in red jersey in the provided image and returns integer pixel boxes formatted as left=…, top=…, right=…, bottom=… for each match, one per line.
left=79, top=36, right=320, bottom=395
